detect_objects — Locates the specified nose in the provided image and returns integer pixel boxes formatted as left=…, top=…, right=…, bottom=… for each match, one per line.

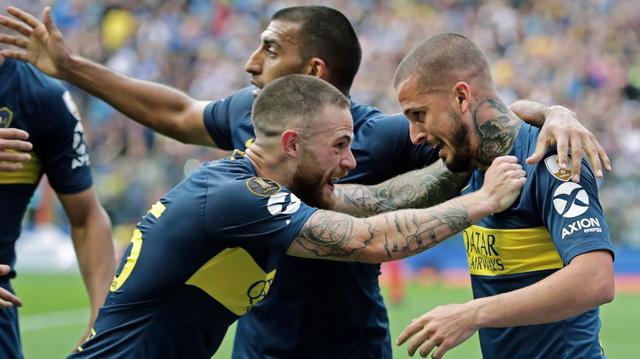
left=409, top=122, right=427, bottom=145
left=342, top=148, right=357, bottom=171
left=244, top=48, right=263, bottom=75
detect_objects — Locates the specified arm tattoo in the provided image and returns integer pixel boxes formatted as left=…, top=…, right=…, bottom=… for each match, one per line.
left=384, top=204, right=471, bottom=258
left=296, top=210, right=374, bottom=259
left=334, top=162, right=468, bottom=217
left=472, top=98, right=521, bottom=168
left=294, top=201, right=471, bottom=262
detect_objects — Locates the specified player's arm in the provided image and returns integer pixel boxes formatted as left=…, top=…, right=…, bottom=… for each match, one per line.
left=511, top=100, right=611, bottom=181
left=0, top=6, right=214, bottom=146
left=0, top=128, right=32, bottom=171
left=397, top=250, right=613, bottom=359
left=333, top=160, right=468, bottom=217
left=287, top=156, right=525, bottom=263
left=58, top=187, right=115, bottom=343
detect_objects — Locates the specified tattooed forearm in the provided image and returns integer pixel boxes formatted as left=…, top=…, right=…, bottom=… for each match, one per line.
left=295, top=210, right=374, bottom=259
left=384, top=203, right=471, bottom=259
left=290, top=198, right=474, bottom=263
left=333, top=161, right=468, bottom=217
left=472, top=98, right=521, bottom=168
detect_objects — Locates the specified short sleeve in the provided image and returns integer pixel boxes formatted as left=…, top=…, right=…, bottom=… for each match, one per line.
left=204, top=177, right=317, bottom=253
left=534, top=154, right=614, bottom=264
left=203, top=87, right=254, bottom=150
left=36, top=86, right=93, bottom=194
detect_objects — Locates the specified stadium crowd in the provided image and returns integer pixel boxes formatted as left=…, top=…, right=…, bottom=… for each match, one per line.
left=10, top=0, right=640, bottom=247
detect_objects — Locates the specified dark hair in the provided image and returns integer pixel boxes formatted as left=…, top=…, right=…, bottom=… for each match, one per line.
left=252, top=75, right=350, bottom=137
left=394, top=33, right=492, bottom=91
left=272, top=6, right=361, bottom=94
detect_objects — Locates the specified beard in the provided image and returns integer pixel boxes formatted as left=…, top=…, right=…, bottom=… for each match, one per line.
left=444, top=109, right=474, bottom=173
left=289, top=156, right=335, bottom=210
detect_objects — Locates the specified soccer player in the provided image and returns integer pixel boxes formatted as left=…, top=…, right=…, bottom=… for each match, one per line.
left=394, top=33, right=614, bottom=359
left=0, top=54, right=115, bottom=358
left=68, top=75, right=527, bottom=358
left=0, top=6, right=611, bottom=358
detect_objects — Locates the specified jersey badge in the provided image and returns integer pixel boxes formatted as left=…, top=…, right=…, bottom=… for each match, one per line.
left=545, top=154, right=572, bottom=182
left=0, top=106, right=13, bottom=128
left=246, top=176, right=281, bottom=197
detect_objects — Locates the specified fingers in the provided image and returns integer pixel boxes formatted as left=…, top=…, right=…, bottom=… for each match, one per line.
left=526, top=129, right=549, bottom=165
left=417, top=336, right=439, bottom=358
left=0, top=33, right=28, bottom=49
left=397, top=319, right=425, bottom=346
left=0, top=288, right=23, bottom=308
left=432, top=342, right=452, bottom=359
left=0, top=14, right=32, bottom=37
left=0, top=128, right=30, bottom=141
left=0, top=48, right=31, bottom=61
left=43, top=6, right=56, bottom=33
left=555, top=135, right=569, bottom=171
left=7, top=6, right=42, bottom=31
left=582, top=135, right=603, bottom=179
left=407, top=327, right=431, bottom=357
left=570, top=135, right=583, bottom=182
left=0, top=264, right=10, bottom=276
left=595, top=140, right=612, bottom=172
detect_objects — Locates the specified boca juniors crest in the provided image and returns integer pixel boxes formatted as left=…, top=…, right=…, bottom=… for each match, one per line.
left=0, top=107, right=13, bottom=128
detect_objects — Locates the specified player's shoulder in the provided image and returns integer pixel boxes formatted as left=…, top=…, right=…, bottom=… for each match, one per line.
left=16, top=61, right=66, bottom=98
left=216, top=86, right=255, bottom=108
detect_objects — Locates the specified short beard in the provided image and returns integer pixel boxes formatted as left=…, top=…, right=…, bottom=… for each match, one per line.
left=290, top=161, right=335, bottom=210
left=445, top=109, right=474, bottom=173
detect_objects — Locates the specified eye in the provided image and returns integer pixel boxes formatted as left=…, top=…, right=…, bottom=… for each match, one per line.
left=266, top=47, right=277, bottom=58
left=412, top=111, right=425, bottom=123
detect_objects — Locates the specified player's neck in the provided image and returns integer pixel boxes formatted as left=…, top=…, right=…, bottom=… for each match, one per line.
left=245, top=145, right=294, bottom=187
left=470, top=97, right=522, bottom=170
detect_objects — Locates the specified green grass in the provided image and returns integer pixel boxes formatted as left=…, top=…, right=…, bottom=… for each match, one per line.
left=12, top=274, right=639, bottom=358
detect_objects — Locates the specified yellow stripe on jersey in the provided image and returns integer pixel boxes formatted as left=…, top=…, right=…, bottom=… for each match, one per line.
left=464, top=225, right=563, bottom=276
left=0, top=151, right=41, bottom=185
left=148, top=201, right=166, bottom=218
left=186, top=247, right=276, bottom=316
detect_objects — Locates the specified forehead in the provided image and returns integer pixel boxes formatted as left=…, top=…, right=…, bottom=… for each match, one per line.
left=310, top=105, right=354, bottom=140
left=261, top=20, right=302, bottom=47
left=397, top=74, right=434, bottom=110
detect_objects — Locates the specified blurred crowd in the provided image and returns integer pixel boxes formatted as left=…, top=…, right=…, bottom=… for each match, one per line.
left=8, top=0, right=640, bottom=247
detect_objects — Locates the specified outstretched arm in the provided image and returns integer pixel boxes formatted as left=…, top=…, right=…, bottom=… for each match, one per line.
left=397, top=250, right=613, bottom=359
left=0, top=128, right=32, bottom=171
left=58, top=187, right=115, bottom=345
left=333, top=160, right=468, bottom=217
left=0, top=6, right=214, bottom=146
left=511, top=100, right=611, bottom=182
left=288, top=156, right=525, bottom=263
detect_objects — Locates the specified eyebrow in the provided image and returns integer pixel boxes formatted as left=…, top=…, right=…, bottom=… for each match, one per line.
left=261, top=36, right=282, bottom=50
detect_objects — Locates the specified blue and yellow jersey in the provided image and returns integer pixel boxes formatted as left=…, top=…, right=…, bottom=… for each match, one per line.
left=70, top=155, right=316, bottom=358
left=204, top=87, right=437, bottom=358
left=462, top=123, right=614, bottom=359
left=0, top=59, right=92, bottom=272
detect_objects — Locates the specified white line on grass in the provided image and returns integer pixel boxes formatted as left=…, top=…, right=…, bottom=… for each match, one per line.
left=20, top=308, right=89, bottom=332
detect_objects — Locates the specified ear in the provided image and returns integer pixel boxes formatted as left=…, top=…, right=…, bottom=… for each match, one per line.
left=452, top=82, right=472, bottom=114
left=280, top=129, right=300, bottom=158
left=304, top=57, right=327, bottom=80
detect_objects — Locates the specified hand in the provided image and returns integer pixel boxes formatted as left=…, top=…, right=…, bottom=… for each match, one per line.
left=0, top=264, right=23, bottom=308
left=0, top=128, right=32, bottom=171
left=526, top=105, right=611, bottom=182
left=0, top=6, right=73, bottom=78
left=480, top=156, right=526, bottom=213
left=396, top=302, right=478, bottom=358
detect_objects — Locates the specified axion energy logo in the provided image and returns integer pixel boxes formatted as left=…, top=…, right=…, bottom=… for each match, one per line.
left=553, top=182, right=589, bottom=218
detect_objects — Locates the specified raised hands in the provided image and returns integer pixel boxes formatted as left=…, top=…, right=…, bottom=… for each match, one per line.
left=0, top=6, right=73, bottom=78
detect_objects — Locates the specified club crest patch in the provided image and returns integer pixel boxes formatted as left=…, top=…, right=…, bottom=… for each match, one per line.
left=246, top=177, right=281, bottom=197
left=0, top=107, right=13, bottom=128
left=545, top=155, right=572, bottom=181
